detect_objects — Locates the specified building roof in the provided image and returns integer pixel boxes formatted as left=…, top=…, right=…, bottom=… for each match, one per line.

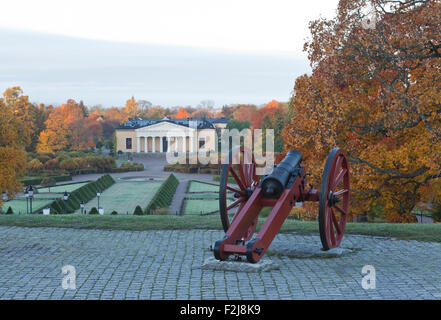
left=116, top=117, right=229, bottom=130
left=206, top=117, right=229, bottom=124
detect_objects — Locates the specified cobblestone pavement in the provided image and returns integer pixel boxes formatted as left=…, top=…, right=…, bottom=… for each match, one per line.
left=0, top=226, right=440, bottom=300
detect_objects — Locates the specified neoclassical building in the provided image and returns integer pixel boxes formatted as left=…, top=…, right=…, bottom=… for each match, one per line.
left=115, top=117, right=228, bottom=153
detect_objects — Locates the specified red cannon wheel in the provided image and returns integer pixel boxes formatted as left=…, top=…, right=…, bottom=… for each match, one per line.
left=219, top=146, right=260, bottom=240
left=319, top=148, right=350, bottom=250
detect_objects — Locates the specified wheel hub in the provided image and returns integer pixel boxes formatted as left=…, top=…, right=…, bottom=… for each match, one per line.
left=328, top=191, right=341, bottom=207
left=245, top=188, right=253, bottom=200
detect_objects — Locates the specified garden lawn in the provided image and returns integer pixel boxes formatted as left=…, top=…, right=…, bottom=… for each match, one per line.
left=187, top=181, right=219, bottom=193
left=37, top=182, right=90, bottom=193
left=74, top=180, right=162, bottom=215
left=0, top=215, right=440, bottom=242
left=185, top=192, right=234, bottom=199
left=1, top=200, right=54, bottom=214
left=184, top=199, right=234, bottom=215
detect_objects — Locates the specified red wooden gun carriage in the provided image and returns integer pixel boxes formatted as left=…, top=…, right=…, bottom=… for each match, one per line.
left=214, top=146, right=350, bottom=263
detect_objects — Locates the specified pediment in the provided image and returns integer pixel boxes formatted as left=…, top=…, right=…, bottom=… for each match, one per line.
left=136, top=121, right=193, bottom=133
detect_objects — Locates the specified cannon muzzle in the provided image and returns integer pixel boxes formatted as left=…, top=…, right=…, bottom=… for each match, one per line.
left=261, top=150, right=302, bottom=198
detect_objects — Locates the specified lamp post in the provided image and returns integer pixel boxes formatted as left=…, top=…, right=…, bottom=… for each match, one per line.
left=25, top=187, right=29, bottom=214
left=63, top=191, right=69, bottom=214
left=28, top=185, right=34, bottom=214
left=80, top=200, right=85, bottom=214
left=97, top=189, right=101, bottom=210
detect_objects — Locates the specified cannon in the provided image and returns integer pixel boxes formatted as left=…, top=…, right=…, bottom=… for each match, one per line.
left=214, top=146, right=350, bottom=263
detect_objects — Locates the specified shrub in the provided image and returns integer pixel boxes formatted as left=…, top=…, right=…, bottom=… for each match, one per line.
left=41, top=176, right=56, bottom=188
left=429, top=203, right=441, bottom=222
left=110, top=211, right=118, bottom=215
left=27, top=159, right=43, bottom=173
left=19, top=174, right=72, bottom=186
left=6, top=207, right=13, bottom=214
left=145, top=174, right=179, bottom=214
left=44, top=159, right=59, bottom=170
left=133, top=205, right=144, bottom=215
left=36, top=154, right=52, bottom=164
left=45, top=175, right=114, bottom=214
left=89, top=207, right=99, bottom=215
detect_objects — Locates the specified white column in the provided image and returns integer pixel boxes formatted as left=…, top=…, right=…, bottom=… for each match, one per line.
left=145, top=136, right=148, bottom=153
left=175, top=137, right=178, bottom=152
left=160, top=136, right=163, bottom=152
left=137, top=137, right=141, bottom=153
left=167, top=137, right=171, bottom=152
left=152, top=136, right=156, bottom=153
left=190, top=136, right=194, bottom=152
left=183, top=135, right=186, bottom=153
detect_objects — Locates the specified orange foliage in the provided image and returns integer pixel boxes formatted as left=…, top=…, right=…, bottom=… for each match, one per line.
left=232, top=104, right=257, bottom=123
left=283, top=0, right=441, bottom=222
left=251, top=100, right=282, bottom=129
left=0, top=88, right=29, bottom=207
left=175, top=107, right=189, bottom=119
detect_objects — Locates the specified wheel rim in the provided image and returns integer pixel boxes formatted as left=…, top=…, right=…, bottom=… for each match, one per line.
left=319, top=148, right=349, bottom=250
left=219, top=146, right=260, bottom=240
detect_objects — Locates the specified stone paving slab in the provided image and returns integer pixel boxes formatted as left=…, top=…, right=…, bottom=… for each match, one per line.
left=268, top=241, right=354, bottom=258
left=200, top=257, right=280, bottom=272
left=0, top=226, right=440, bottom=300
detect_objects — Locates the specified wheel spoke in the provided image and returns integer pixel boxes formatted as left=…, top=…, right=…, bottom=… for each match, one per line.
left=333, top=168, right=347, bottom=190
left=226, top=197, right=245, bottom=210
left=334, top=204, right=347, bottom=216
left=243, top=163, right=250, bottom=187
left=229, top=166, right=246, bottom=190
left=236, top=163, right=248, bottom=188
left=328, top=209, right=336, bottom=245
left=230, top=201, right=246, bottom=225
left=226, top=185, right=245, bottom=195
left=248, top=162, right=255, bottom=185
left=335, top=155, right=343, bottom=173
left=333, top=189, right=349, bottom=196
left=249, top=163, right=254, bottom=185
left=331, top=208, right=342, bottom=234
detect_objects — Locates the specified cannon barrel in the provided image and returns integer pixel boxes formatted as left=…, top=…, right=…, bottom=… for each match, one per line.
left=261, top=150, right=302, bottom=198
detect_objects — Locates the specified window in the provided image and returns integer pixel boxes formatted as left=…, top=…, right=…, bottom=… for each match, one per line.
left=126, top=138, right=132, bottom=149
left=198, top=138, right=205, bottom=149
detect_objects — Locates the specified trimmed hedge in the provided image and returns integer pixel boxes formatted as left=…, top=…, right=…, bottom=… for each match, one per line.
left=144, top=174, right=179, bottom=215
left=133, top=205, right=143, bottom=215
left=48, top=174, right=115, bottom=214
left=20, top=174, right=72, bottom=186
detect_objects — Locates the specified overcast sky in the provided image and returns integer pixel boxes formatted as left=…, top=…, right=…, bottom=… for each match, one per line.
left=0, top=0, right=339, bottom=107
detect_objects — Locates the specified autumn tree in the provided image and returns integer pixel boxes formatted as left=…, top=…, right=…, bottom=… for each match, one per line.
left=104, top=107, right=126, bottom=124
left=249, top=100, right=288, bottom=152
left=0, top=91, right=28, bottom=208
left=232, top=104, right=258, bottom=123
left=2, top=87, right=39, bottom=152
left=221, top=105, right=236, bottom=118
left=123, top=96, right=140, bottom=121
left=141, top=106, right=168, bottom=120
left=190, top=109, right=214, bottom=119
left=37, top=99, right=91, bottom=152
left=175, top=107, right=190, bottom=119
left=32, top=103, right=54, bottom=151
left=283, top=0, right=441, bottom=222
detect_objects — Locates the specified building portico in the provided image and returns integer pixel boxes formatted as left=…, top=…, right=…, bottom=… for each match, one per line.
left=115, top=117, right=227, bottom=154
